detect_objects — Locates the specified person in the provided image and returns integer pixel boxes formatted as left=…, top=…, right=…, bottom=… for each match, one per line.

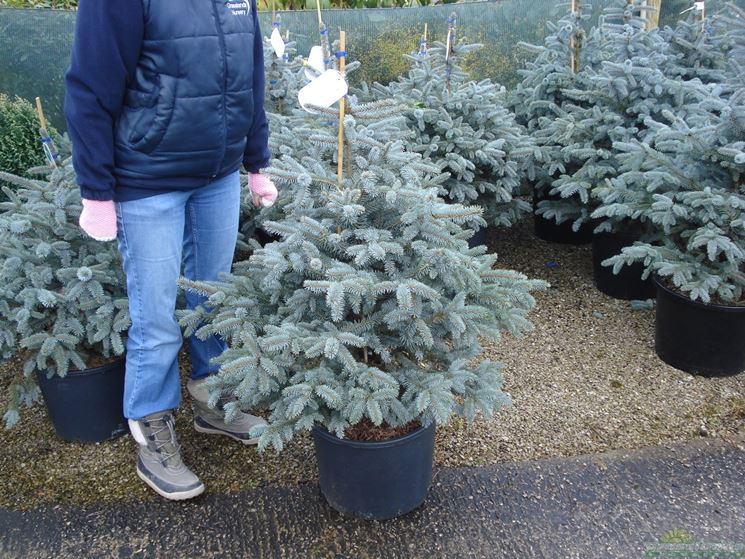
left=64, top=0, right=277, bottom=501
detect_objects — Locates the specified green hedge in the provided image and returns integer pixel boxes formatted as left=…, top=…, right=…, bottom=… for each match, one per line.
left=0, top=0, right=75, bottom=8
left=0, top=94, right=47, bottom=191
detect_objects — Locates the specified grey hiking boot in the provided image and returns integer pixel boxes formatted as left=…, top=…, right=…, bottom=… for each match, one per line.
left=128, top=411, right=205, bottom=501
left=187, top=378, right=267, bottom=445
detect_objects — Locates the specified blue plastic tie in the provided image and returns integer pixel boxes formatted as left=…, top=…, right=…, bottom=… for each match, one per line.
left=335, top=50, right=347, bottom=58
left=447, top=17, right=455, bottom=23
left=320, top=28, right=329, bottom=35
left=272, top=21, right=280, bottom=27
left=270, top=79, right=278, bottom=85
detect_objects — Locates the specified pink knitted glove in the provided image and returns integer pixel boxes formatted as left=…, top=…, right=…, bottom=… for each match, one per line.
left=248, top=173, right=278, bottom=208
left=79, top=199, right=117, bottom=241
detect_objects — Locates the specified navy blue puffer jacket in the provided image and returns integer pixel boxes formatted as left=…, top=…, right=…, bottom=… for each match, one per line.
left=64, top=0, right=270, bottom=202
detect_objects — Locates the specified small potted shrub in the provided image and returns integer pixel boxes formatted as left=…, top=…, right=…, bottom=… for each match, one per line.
left=0, top=158, right=131, bottom=440
left=179, top=105, right=545, bottom=519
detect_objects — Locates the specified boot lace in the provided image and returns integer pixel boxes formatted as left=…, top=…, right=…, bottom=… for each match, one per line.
left=146, top=415, right=182, bottom=467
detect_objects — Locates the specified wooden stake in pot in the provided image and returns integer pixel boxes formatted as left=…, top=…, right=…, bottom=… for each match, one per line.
left=418, top=23, right=428, bottom=57
left=570, top=0, right=578, bottom=74
left=34, top=97, right=58, bottom=167
left=643, top=0, right=663, bottom=30
left=445, top=13, right=457, bottom=93
left=337, top=30, right=347, bottom=184
left=316, top=0, right=332, bottom=71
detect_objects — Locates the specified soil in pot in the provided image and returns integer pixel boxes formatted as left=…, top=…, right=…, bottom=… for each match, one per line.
left=533, top=190, right=593, bottom=245
left=313, top=420, right=436, bottom=521
left=592, top=231, right=655, bottom=300
left=654, top=277, right=745, bottom=377
left=36, top=357, right=128, bottom=443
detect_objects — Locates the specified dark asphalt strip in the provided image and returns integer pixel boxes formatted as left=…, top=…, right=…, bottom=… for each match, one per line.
left=1, top=437, right=743, bottom=559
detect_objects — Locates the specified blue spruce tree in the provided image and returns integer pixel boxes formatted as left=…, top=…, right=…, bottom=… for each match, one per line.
left=178, top=102, right=546, bottom=451
left=0, top=152, right=130, bottom=426
left=598, top=4, right=745, bottom=304
left=367, top=14, right=535, bottom=229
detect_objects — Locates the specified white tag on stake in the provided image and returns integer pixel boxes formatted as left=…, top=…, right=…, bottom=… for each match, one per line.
left=270, top=27, right=286, bottom=58
left=305, top=45, right=326, bottom=81
left=298, top=69, right=348, bottom=112
left=681, top=1, right=705, bottom=13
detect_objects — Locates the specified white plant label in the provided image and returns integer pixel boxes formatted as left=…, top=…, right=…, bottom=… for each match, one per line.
left=270, top=27, right=285, bottom=58
left=305, top=45, right=326, bottom=81
left=298, top=69, right=348, bottom=112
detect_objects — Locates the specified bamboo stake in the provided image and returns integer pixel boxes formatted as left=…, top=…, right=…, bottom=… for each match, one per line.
left=337, top=30, right=347, bottom=184
left=34, top=97, right=58, bottom=167
left=315, top=0, right=332, bottom=71
left=419, top=22, right=428, bottom=56
left=445, top=14, right=457, bottom=93
left=643, top=0, right=663, bottom=30
left=35, top=97, right=48, bottom=131
left=700, top=0, right=706, bottom=33
left=570, top=0, right=577, bottom=74
left=272, top=0, right=276, bottom=20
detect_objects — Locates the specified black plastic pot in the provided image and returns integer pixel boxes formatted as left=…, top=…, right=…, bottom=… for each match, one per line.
left=469, top=226, right=489, bottom=249
left=592, top=232, right=655, bottom=300
left=533, top=191, right=593, bottom=245
left=655, top=278, right=745, bottom=377
left=36, top=358, right=128, bottom=443
left=312, top=422, right=436, bottom=520
left=254, top=226, right=277, bottom=247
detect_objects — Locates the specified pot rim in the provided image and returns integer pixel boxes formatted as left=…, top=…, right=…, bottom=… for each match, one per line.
left=37, top=356, right=126, bottom=381
left=312, top=421, right=435, bottom=450
left=592, top=230, right=641, bottom=243
left=653, top=275, right=745, bottom=313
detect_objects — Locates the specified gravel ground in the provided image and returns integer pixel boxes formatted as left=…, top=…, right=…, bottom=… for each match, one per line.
left=1, top=216, right=743, bottom=510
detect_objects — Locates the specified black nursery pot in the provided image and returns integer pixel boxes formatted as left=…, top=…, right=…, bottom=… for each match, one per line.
left=469, top=226, right=489, bottom=249
left=36, top=358, right=128, bottom=443
left=533, top=191, right=593, bottom=245
left=655, top=278, right=745, bottom=377
left=592, top=231, right=655, bottom=300
left=312, top=422, right=436, bottom=520
left=254, top=226, right=278, bottom=247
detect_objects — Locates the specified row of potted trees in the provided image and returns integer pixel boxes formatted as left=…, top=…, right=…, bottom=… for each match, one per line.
left=1, top=1, right=743, bottom=520
left=512, top=1, right=745, bottom=377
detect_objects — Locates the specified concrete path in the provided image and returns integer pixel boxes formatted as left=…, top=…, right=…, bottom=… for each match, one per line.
left=1, top=437, right=743, bottom=559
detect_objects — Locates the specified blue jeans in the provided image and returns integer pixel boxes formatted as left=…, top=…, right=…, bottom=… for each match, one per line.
left=115, top=172, right=240, bottom=420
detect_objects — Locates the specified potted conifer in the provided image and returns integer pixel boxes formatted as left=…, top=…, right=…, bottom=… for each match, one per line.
left=601, top=3, right=745, bottom=376
left=368, top=15, right=535, bottom=246
left=600, top=103, right=745, bottom=376
left=0, top=157, right=130, bottom=440
left=179, top=102, right=545, bottom=519
left=588, top=7, right=729, bottom=300
left=511, top=0, right=602, bottom=244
